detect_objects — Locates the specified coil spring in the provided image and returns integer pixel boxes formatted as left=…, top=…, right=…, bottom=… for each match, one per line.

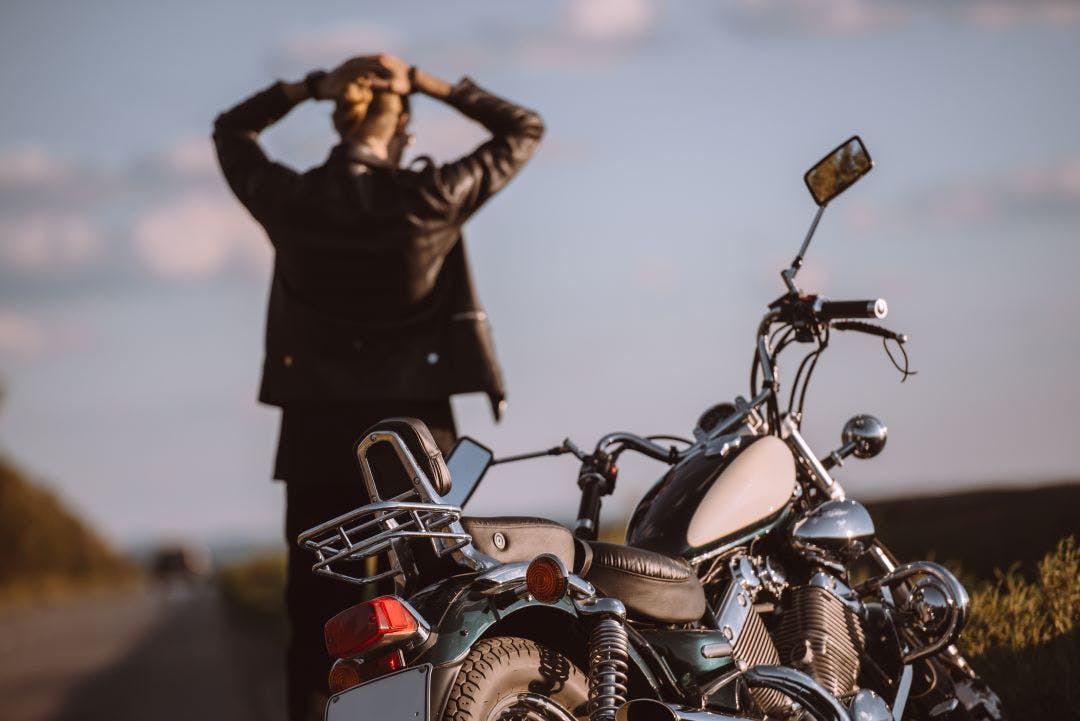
left=587, top=617, right=629, bottom=721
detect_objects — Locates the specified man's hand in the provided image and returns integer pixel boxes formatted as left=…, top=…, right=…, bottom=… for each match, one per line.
left=318, top=54, right=411, bottom=99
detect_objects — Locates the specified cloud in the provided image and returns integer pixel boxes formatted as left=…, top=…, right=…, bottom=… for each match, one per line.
left=159, top=137, right=220, bottom=179
left=132, top=193, right=270, bottom=280
left=520, top=0, right=661, bottom=68
left=0, top=309, right=46, bottom=356
left=0, top=141, right=276, bottom=297
left=271, top=0, right=660, bottom=76
left=961, top=1, right=1080, bottom=29
left=723, top=0, right=1080, bottom=37
left=275, top=24, right=399, bottom=71
left=0, top=214, right=103, bottom=271
left=567, top=0, right=657, bottom=43
left=726, top=0, right=908, bottom=37
left=929, top=157, right=1080, bottom=224
left=844, top=156, right=1080, bottom=232
left=0, top=148, right=76, bottom=185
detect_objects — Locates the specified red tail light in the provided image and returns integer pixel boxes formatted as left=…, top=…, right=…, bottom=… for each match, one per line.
left=324, top=596, right=420, bottom=659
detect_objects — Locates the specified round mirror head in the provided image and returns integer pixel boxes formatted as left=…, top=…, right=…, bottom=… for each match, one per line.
left=841, top=414, right=887, bottom=459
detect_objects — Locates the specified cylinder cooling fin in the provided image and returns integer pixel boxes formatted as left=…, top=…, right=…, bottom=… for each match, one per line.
left=770, top=585, right=866, bottom=699
left=730, top=608, right=792, bottom=716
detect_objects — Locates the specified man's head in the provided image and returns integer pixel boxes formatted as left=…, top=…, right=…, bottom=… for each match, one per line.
left=333, top=85, right=412, bottom=165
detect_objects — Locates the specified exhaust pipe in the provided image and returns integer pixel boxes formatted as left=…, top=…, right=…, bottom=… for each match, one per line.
left=614, top=666, right=852, bottom=721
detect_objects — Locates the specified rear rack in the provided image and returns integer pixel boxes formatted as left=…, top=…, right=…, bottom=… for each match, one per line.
left=297, top=427, right=493, bottom=586
left=298, top=499, right=470, bottom=586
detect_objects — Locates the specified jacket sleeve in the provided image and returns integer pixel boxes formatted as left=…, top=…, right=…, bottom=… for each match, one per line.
left=212, top=82, right=303, bottom=226
left=418, top=78, right=545, bottom=222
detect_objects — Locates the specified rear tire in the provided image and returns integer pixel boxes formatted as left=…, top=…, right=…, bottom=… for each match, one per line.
left=442, top=636, right=589, bottom=721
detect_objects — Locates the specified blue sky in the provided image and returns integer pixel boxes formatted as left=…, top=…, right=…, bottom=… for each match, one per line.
left=1, top=0, right=1079, bottom=546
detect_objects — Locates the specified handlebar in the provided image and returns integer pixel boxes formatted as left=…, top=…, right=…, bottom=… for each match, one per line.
left=817, top=298, right=888, bottom=321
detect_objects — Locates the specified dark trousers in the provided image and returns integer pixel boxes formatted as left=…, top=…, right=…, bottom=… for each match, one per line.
left=277, top=400, right=457, bottom=721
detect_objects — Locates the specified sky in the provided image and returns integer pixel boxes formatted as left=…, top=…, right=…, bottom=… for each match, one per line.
left=1, top=0, right=1079, bottom=548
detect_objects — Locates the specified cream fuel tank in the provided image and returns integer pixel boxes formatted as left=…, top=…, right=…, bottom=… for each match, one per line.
left=626, top=436, right=797, bottom=561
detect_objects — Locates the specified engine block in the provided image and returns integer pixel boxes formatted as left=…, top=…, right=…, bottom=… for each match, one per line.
left=770, top=585, right=866, bottom=699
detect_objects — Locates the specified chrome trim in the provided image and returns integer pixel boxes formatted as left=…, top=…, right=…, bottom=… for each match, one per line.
left=713, top=554, right=761, bottom=645
left=847, top=689, right=892, bottom=721
left=742, top=665, right=852, bottom=721
left=892, top=663, right=913, bottom=720
left=615, top=698, right=749, bottom=721
left=685, top=506, right=792, bottom=566
left=476, top=561, right=596, bottom=601
left=807, top=571, right=864, bottom=615
left=841, top=415, right=888, bottom=460
left=297, top=429, right=500, bottom=587
left=855, top=561, right=970, bottom=663
left=782, top=416, right=845, bottom=500
left=791, top=500, right=876, bottom=567
left=510, top=692, right=579, bottom=721
left=574, top=596, right=626, bottom=621
left=703, top=433, right=741, bottom=459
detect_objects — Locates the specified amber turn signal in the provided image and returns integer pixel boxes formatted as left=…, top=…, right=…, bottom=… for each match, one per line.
left=328, top=650, right=406, bottom=693
left=526, top=553, right=569, bottom=604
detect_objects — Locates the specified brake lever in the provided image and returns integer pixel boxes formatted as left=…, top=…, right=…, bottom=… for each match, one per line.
left=833, top=321, right=917, bottom=382
left=832, top=320, right=907, bottom=343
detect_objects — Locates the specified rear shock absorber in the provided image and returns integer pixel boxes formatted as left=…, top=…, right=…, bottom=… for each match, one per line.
left=578, top=598, right=629, bottom=721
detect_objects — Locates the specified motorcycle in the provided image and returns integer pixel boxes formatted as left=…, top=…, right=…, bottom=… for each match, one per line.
left=297, top=136, right=1007, bottom=721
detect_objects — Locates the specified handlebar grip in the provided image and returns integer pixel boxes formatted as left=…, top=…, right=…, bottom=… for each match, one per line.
left=818, top=298, right=888, bottom=321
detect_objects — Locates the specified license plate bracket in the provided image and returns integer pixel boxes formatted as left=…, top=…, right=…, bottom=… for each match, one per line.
left=325, top=663, right=431, bottom=721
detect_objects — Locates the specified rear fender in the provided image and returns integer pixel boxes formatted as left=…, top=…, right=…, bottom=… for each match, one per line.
left=408, top=580, right=662, bottom=719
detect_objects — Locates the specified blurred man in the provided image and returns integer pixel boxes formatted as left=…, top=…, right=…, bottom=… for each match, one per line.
left=213, top=54, right=544, bottom=721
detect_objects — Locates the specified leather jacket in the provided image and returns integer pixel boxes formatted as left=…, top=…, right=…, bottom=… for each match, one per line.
left=213, top=78, right=544, bottom=419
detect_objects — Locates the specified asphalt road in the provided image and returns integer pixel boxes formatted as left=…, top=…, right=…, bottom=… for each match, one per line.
left=0, top=583, right=286, bottom=721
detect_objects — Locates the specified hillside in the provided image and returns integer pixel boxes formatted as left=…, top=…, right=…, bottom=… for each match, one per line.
left=865, top=482, right=1080, bottom=579
left=0, top=452, right=139, bottom=605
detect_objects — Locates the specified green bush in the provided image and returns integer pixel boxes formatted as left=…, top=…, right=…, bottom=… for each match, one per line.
left=961, top=536, right=1080, bottom=718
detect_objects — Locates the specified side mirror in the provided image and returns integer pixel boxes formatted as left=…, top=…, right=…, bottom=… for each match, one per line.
left=841, top=414, right=888, bottom=459
left=804, top=136, right=873, bottom=207
left=443, top=436, right=493, bottom=508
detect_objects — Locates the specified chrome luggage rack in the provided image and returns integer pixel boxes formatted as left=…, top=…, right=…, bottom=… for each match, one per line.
left=297, top=427, right=490, bottom=586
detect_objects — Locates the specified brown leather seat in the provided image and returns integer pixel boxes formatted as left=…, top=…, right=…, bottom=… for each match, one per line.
left=461, top=516, right=577, bottom=570
left=585, top=541, right=707, bottom=624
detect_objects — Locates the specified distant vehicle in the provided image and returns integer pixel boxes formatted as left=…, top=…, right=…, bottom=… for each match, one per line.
left=150, top=543, right=210, bottom=582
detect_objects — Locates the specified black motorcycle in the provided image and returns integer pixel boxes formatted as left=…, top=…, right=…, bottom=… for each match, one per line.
left=298, top=136, right=1006, bottom=721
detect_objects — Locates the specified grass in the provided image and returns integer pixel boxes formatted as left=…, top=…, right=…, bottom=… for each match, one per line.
left=216, top=551, right=288, bottom=638
left=961, top=535, right=1080, bottom=719
left=0, top=452, right=139, bottom=607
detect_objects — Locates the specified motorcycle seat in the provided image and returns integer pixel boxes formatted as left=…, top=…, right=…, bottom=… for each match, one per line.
left=461, top=516, right=578, bottom=571
left=584, top=541, right=707, bottom=624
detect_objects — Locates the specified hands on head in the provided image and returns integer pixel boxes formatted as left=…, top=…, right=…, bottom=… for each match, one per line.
left=315, top=54, right=412, bottom=102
